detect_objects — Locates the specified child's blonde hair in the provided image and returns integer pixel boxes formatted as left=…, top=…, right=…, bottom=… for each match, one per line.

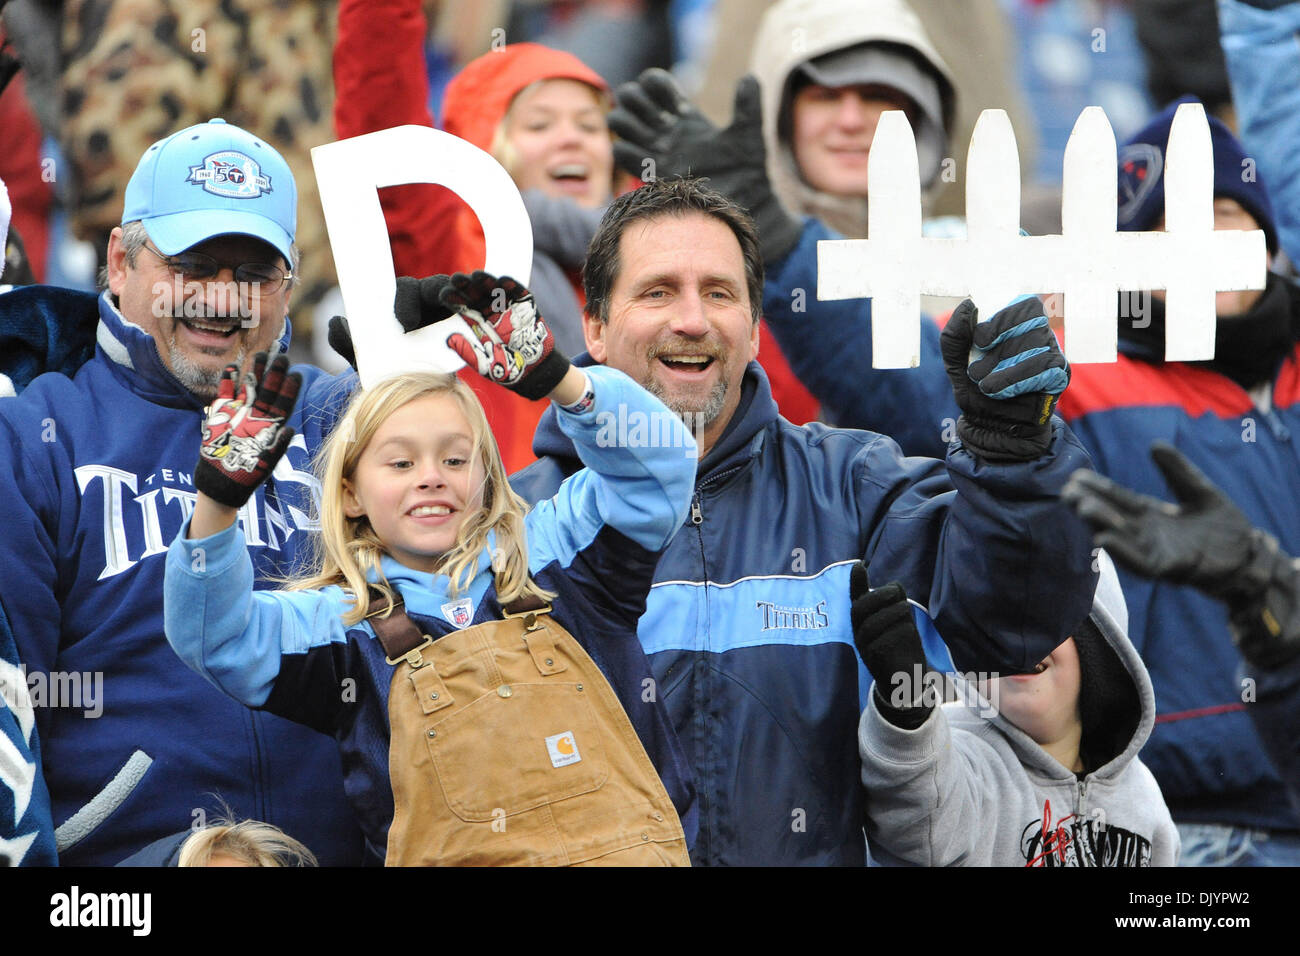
left=291, top=372, right=552, bottom=625
left=178, top=818, right=317, bottom=867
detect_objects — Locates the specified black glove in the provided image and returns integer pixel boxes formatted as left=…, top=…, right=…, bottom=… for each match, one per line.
left=851, top=562, right=932, bottom=729
left=327, top=275, right=456, bottom=371
left=1230, top=544, right=1300, bottom=670
left=327, top=314, right=356, bottom=369
left=394, top=274, right=455, bottom=332
left=609, top=69, right=802, bottom=263
left=1063, top=442, right=1300, bottom=668
left=939, top=297, right=1070, bottom=462
left=194, top=352, right=300, bottom=509
left=439, top=271, right=571, bottom=400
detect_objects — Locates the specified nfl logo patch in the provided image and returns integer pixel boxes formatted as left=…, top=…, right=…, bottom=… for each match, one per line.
left=442, top=598, right=473, bottom=629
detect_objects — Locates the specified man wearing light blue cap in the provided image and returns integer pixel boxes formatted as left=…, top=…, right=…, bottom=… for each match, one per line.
left=109, top=117, right=299, bottom=400
left=0, top=119, right=366, bottom=865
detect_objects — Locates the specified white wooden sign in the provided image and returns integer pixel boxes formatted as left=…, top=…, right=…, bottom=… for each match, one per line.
left=311, top=126, right=533, bottom=387
left=817, top=103, right=1267, bottom=367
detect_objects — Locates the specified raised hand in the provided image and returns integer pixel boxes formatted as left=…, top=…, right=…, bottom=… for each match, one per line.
left=940, top=297, right=1070, bottom=462
left=327, top=275, right=456, bottom=371
left=851, top=562, right=932, bottom=724
left=439, top=271, right=571, bottom=400
left=1063, top=443, right=1258, bottom=591
left=609, top=70, right=802, bottom=263
left=195, top=351, right=300, bottom=509
left=1063, top=442, right=1300, bottom=668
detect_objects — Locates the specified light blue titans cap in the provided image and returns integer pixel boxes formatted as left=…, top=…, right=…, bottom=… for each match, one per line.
left=122, top=118, right=296, bottom=264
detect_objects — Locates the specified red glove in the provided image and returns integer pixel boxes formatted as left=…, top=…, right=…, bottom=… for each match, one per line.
left=195, top=352, right=301, bottom=509
left=440, top=271, right=571, bottom=400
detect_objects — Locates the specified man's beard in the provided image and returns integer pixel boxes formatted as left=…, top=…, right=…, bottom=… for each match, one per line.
left=640, top=338, right=731, bottom=440
left=643, top=375, right=728, bottom=441
left=167, top=332, right=244, bottom=402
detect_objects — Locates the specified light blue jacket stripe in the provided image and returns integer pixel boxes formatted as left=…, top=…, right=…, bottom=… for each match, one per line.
left=639, top=559, right=955, bottom=668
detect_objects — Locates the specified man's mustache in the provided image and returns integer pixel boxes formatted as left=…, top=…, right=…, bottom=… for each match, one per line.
left=647, top=339, right=725, bottom=361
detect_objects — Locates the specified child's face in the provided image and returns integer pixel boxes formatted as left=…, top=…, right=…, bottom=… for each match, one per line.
left=986, top=637, right=1082, bottom=749
left=342, top=393, right=486, bottom=574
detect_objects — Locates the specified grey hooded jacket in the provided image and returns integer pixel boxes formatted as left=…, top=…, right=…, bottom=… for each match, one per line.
left=859, top=553, right=1179, bottom=866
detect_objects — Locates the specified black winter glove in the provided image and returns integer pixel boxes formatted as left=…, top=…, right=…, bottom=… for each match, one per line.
left=940, top=297, right=1070, bottom=462
left=1063, top=442, right=1300, bottom=668
left=1230, top=545, right=1300, bottom=670
left=609, top=69, right=803, bottom=263
left=327, top=275, right=456, bottom=371
left=327, top=314, right=356, bottom=369
left=439, top=271, right=571, bottom=400
left=194, top=352, right=300, bottom=509
left=851, top=562, right=933, bottom=729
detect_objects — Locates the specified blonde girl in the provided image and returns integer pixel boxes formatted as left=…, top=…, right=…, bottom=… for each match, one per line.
left=164, top=271, right=696, bottom=865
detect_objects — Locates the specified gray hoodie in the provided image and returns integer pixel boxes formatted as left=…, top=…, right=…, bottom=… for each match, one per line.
left=750, top=0, right=956, bottom=240
left=859, top=553, right=1180, bottom=866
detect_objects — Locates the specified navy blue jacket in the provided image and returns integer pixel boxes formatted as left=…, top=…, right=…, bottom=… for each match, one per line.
left=0, top=288, right=365, bottom=865
left=512, top=357, right=1098, bottom=865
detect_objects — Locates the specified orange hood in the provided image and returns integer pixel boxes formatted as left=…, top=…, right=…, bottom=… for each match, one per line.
left=440, top=43, right=610, bottom=151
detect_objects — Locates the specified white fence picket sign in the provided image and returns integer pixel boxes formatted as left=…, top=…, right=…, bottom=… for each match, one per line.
left=816, top=103, right=1267, bottom=367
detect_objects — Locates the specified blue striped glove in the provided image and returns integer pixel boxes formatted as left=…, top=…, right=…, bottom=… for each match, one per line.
left=940, top=296, right=1070, bottom=462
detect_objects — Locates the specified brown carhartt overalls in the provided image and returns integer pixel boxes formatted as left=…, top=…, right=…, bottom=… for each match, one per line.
left=369, top=589, right=690, bottom=866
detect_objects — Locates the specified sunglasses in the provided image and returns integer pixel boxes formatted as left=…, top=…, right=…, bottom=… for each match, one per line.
left=142, top=241, right=294, bottom=294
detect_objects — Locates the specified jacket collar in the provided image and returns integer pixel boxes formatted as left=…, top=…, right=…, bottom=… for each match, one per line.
left=95, top=289, right=291, bottom=410
left=374, top=538, right=497, bottom=622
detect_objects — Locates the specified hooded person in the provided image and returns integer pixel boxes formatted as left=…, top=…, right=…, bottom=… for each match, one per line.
left=855, top=552, right=1179, bottom=866
left=750, top=0, right=957, bottom=240
left=603, top=0, right=959, bottom=450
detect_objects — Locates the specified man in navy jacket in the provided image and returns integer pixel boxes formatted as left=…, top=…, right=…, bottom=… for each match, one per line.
left=0, top=119, right=363, bottom=865
left=510, top=177, right=1098, bottom=866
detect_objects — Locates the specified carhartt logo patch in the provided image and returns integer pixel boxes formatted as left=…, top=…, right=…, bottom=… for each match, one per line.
left=187, top=150, right=273, bottom=198
left=441, top=598, right=473, bottom=628
left=545, top=731, right=581, bottom=768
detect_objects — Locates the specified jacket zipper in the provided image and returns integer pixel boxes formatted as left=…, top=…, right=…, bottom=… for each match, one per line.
left=1258, top=405, right=1291, bottom=443
left=687, top=463, right=744, bottom=864
left=1075, top=778, right=1089, bottom=868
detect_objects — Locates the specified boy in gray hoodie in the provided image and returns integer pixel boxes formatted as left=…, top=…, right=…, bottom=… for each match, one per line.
left=855, top=553, right=1179, bottom=866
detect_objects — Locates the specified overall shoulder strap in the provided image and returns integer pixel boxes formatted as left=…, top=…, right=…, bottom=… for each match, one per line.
left=366, top=587, right=429, bottom=664
left=500, top=591, right=549, bottom=616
